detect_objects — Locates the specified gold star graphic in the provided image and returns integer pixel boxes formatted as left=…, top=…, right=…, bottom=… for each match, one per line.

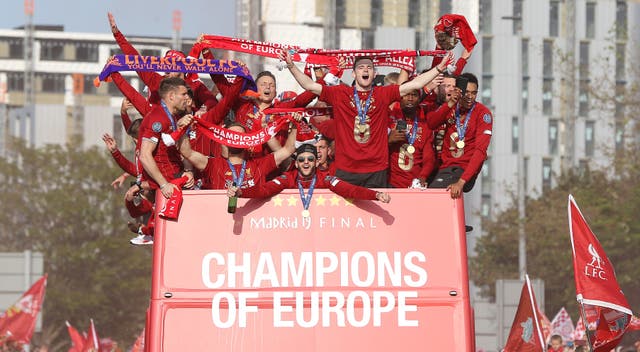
left=272, top=195, right=283, bottom=206
left=315, top=195, right=327, bottom=206
left=329, top=195, right=341, bottom=206
left=287, top=195, right=298, bottom=206
left=344, top=198, right=354, bottom=206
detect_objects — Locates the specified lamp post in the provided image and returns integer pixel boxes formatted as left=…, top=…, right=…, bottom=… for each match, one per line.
left=502, top=15, right=526, bottom=281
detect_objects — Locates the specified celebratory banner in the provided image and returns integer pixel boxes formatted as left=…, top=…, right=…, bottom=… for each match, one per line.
left=503, top=275, right=546, bottom=352
left=550, top=307, right=575, bottom=344
left=568, top=195, right=632, bottom=352
left=96, top=55, right=257, bottom=91
left=0, top=274, right=47, bottom=346
left=194, top=114, right=293, bottom=148
left=66, top=321, right=86, bottom=352
left=199, top=35, right=446, bottom=72
left=147, top=190, right=473, bottom=351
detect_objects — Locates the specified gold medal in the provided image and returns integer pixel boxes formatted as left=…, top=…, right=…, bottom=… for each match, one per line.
left=407, top=145, right=415, bottom=154
left=302, top=209, right=310, bottom=218
left=357, top=123, right=367, bottom=133
left=456, top=140, right=465, bottom=149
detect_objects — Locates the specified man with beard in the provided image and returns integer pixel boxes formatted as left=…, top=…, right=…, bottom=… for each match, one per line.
left=280, top=51, right=451, bottom=188
left=178, top=120, right=298, bottom=191
left=228, top=144, right=391, bottom=214
left=387, top=88, right=436, bottom=188
left=427, top=73, right=493, bottom=199
left=138, top=77, right=194, bottom=200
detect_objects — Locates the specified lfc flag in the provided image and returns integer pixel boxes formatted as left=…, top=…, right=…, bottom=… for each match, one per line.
left=627, top=316, right=640, bottom=331
left=568, top=195, right=632, bottom=352
left=66, top=321, right=86, bottom=352
left=0, top=274, right=48, bottom=345
left=503, top=275, right=546, bottom=352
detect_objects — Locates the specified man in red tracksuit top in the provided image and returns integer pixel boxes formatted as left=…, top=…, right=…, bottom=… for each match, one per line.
left=426, top=73, right=493, bottom=199
left=231, top=144, right=391, bottom=209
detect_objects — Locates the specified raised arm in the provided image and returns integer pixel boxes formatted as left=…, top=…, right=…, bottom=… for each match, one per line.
left=177, top=117, right=209, bottom=171
left=399, top=52, right=451, bottom=96
left=279, top=51, right=323, bottom=96
left=272, top=124, right=298, bottom=166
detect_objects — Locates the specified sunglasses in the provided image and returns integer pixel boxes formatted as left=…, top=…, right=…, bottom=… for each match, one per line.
left=297, top=156, right=316, bottom=163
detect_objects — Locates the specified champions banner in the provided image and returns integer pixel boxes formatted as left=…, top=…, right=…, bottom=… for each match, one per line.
left=200, top=35, right=446, bottom=72
left=195, top=115, right=294, bottom=149
left=96, top=55, right=257, bottom=91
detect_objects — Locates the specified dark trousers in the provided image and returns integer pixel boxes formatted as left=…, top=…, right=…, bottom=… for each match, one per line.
left=335, top=168, right=389, bottom=188
left=427, top=166, right=477, bottom=192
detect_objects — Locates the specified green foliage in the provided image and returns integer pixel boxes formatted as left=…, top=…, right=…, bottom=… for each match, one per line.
left=0, top=139, right=151, bottom=349
left=470, top=143, right=640, bottom=321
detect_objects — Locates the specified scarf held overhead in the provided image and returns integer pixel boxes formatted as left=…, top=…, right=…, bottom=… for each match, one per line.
left=96, top=54, right=257, bottom=91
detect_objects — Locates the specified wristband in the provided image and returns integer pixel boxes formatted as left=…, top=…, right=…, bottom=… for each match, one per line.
left=436, top=66, right=446, bottom=74
left=160, top=183, right=168, bottom=189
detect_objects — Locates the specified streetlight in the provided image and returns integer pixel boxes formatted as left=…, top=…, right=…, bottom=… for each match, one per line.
left=502, top=15, right=526, bottom=281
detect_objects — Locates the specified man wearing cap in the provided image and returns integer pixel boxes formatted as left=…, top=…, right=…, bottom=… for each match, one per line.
left=178, top=120, right=298, bottom=190
left=229, top=144, right=391, bottom=214
left=280, top=50, right=451, bottom=188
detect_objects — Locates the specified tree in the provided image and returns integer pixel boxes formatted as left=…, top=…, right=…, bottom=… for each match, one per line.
left=0, top=138, right=151, bottom=350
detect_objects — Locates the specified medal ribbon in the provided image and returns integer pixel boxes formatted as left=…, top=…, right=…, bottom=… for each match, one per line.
left=406, top=115, right=419, bottom=146
left=353, top=87, right=374, bottom=125
left=297, top=175, right=317, bottom=211
left=160, top=101, right=177, bottom=131
left=455, top=102, right=476, bottom=143
left=226, top=159, right=247, bottom=188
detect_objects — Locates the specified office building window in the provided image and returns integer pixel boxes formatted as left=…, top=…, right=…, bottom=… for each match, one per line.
left=40, top=40, right=65, bottom=60
left=439, top=0, right=452, bottom=16
left=521, top=39, right=529, bottom=76
left=76, top=42, right=99, bottom=62
left=481, top=158, right=491, bottom=194
left=579, top=81, right=589, bottom=117
left=616, top=0, right=627, bottom=40
left=513, top=0, right=523, bottom=34
left=39, top=73, right=65, bottom=93
left=371, top=0, right=383, bottom=28
left=524, top=156, right=529, bottom=192
left=83, top=75, right=97, bottom=95
left=578, top=159, right=589, bottom=176
left=543, top=40, right=553, bottom=77
left=585, top=120, right=595, bottom=157
left=579, top=42, right=589, bottom=79
left=7, top=72, right=24, bottom=91
left=615, top=83, right=625, bottom=118
left=408, top=0, right=420, bottom=27
left=615, top=120, right=624, bottom=152
left=543, top=79, right=553, bottom=116
left=522, top=77, right=529, bottom=115
left=336, top=0, right=346, bottom=27
left=481, top=76, right=492, bottom=108
left=140, top=49, right=161, bottom=57
left=482, top=37, right=492, bottom=74
left=479, top=0, right=492, bottom=34
left=481, top=194, right=491, bottom=218
left=113, top=114, right=123, bottom=148
left=542, top=158, right=552, bottom=192
left=512, top=116, right=519, bottom=154
left=586, top=2, right=596, bottom=38
left=616, top=43, right=625, bottom=82
left=9, top=38, right=23, bottom=58
left=548, top=119, right=558, bottom=155
left=549, top=1, right=559, bottom=37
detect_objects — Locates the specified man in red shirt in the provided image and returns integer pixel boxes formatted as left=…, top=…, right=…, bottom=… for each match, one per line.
left=315, top=135, right=335, bottom=177
left=138, top=77, right=194, bottom=200
left=387, top=88, right=436, bottom=188
left=178, top=121, right=297, bottom=190
left=280, top=50, right=451, bottom=187
left=229, top=144, right=391, bottom=211
left=426, top=73, right=493, bottom=199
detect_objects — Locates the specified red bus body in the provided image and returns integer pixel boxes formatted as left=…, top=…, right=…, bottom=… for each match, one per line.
left=146, top=189, right=474, bottom=351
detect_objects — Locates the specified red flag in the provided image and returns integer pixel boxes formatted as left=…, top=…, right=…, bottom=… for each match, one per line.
left=83, top=319, right=100, bottom=352
left=568, top=195, right=633, bottom=352
left=538, top=310, right=552, bottom=344
left=66, top=321, right=86, bottom=352
left=550, top=307, right=575, bottom=344
left=0, top=274, right=47, bottom=345
left=503, top=275, right=546, bottom=352
left=130, top=329, right=145, bottom=352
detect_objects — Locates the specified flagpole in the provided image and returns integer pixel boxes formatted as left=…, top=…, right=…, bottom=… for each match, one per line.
left=578, top=301, right=594, bottom=352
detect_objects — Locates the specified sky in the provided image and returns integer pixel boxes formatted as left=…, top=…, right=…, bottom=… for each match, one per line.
left=0, top=0, right=236, bottom=38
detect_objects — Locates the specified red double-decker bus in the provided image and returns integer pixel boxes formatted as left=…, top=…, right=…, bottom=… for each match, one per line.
left=146, top=189, right=474, bottom=351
